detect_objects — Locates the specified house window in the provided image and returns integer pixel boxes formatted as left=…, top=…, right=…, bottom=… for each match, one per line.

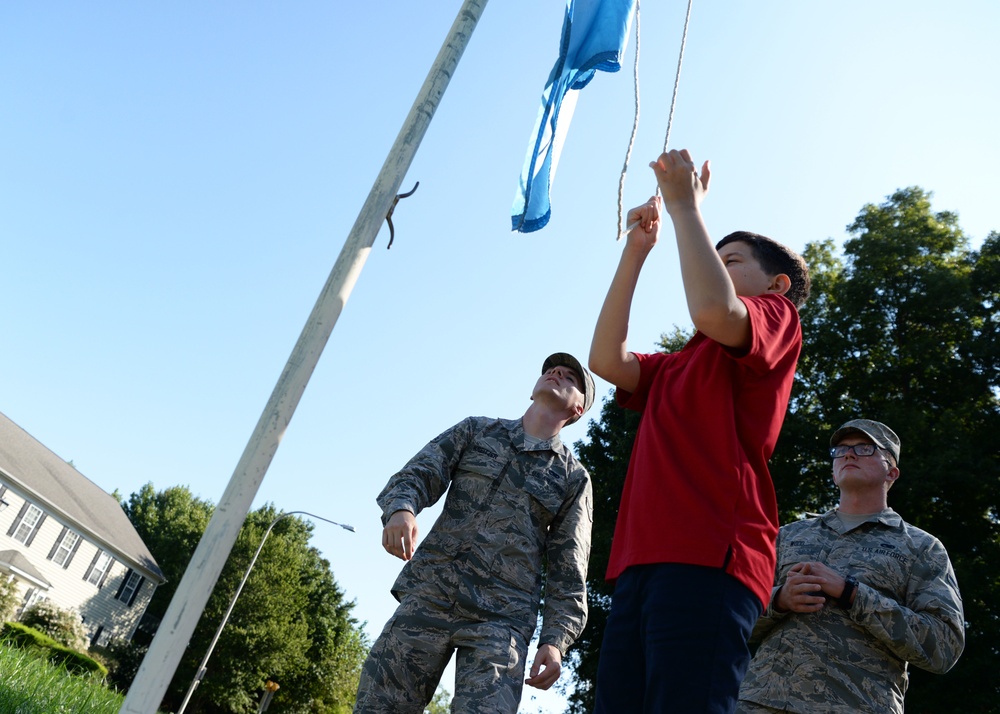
left=18, top=588, right=44, bottom=619
left=12, top=504, right=44, bottom=545
left=90, top=625, right=105, bottom=648
left=116, top=569, right=143, bottom=606
left=85, top=551, right=114, bottom=586
left=50, top=529, right=81, bottom=567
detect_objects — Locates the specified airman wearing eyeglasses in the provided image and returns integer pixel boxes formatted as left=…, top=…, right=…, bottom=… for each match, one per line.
left=736, top=419, right=966, bottom=714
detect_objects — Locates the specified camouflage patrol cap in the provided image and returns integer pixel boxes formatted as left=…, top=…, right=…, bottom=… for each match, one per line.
left=542, top=352, right=595, bottom=424
left=830, top=418, right=901, bottom=463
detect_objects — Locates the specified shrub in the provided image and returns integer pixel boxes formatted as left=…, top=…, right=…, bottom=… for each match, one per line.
left=94, top=638, right=148, bottom=692
left=19, top=600, right=88, bottom=651
left=0, top=576, right=18, bottom=622
left=2, top=620, right=61, bottom=649
left=47, top=644, right=108, bottom=678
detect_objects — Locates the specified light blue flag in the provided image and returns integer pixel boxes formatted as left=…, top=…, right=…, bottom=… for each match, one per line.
left=512, top=0, right=636, bottom=233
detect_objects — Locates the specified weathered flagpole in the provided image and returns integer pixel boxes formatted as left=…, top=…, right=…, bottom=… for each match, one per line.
left=120, top=2, right=490, bottom=710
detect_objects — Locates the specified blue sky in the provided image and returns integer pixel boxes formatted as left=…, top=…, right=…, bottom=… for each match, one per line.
left=2, top=2, right=997, bottom=711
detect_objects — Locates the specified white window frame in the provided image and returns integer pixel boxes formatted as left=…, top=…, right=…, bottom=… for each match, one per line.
left=86, top=551, right=113, bottom=586
left=52, top=530, right=81, bottom=566
left=18, top=588, right=45, bottom=619
left=12, top=504, right=43, bottom=544
left=117, top=570, right=142, bottom=604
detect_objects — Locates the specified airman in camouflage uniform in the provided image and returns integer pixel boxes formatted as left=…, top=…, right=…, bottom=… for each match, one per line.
left=354, top=353, right=595, bottom=714
left=737, top=419, right=965, bottom=714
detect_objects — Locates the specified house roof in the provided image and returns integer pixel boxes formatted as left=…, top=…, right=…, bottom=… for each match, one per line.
left=0, top=412, right=164, bottom=583
left=0, top=549, right=52, bottom=589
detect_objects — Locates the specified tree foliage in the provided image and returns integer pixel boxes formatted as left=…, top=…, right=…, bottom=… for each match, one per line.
left=122, top=483, right=214, bottom=628
left=423, top=686, right=451, bottom=714
left=568, top=188, right=1000, bottom=713
left=122, top=485, right=368, bottom=713
left=99, top=638, right=148, bottom=693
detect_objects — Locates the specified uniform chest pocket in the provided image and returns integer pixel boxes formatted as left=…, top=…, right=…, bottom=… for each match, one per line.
left=848, top=552, right=911, bottom=602
left=777, top=538, right=826, bottom=574
left=451, top=453, right=509, bottom=508
left=522, top=477, right=565, bottom=522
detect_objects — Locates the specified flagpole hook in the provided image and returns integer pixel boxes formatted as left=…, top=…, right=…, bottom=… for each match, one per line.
left=385, top=181, right=420, bottom=249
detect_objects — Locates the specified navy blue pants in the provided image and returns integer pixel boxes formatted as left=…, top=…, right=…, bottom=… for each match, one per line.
left=594, top=563, right=762, bottom=714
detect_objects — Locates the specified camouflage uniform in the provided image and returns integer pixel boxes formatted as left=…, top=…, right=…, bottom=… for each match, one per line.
left=354, top=416, right=592, bottom=714
left=737, top=508, right=965, bottom=714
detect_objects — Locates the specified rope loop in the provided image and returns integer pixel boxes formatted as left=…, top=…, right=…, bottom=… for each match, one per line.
left=617, top=0, right=694, bottom=239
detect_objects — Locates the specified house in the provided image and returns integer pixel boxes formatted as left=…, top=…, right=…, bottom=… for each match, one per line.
left=0, top=411, right=165, bottom=647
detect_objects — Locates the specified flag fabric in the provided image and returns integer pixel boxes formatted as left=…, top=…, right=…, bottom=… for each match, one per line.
left=512, top=0, right=637, bottom=233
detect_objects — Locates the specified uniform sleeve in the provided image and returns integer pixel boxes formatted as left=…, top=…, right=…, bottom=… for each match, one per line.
left=848, top=536, right=965, bottom=673
left=538, top=465, right=593, bottom=654
left=376, top=418, right=475, bottom=525
left=749, top=586, right=791, bottom=644
left=748, top=527, right=792, bottom=644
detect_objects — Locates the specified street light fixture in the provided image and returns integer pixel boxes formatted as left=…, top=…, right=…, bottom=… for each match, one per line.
left=176, top=510, right=355, bottom=714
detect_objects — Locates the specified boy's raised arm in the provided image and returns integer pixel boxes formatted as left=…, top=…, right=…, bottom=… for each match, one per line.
left=589, top=197, right=661, bottom=394
left=651, top=149, right=752, bottom=350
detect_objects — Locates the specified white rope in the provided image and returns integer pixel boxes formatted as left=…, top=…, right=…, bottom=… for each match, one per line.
left=618, top=0, right=695, bottom=238
left=616, top=0, right=641, bottom=240
left=661, top=0, right=694, bottom=156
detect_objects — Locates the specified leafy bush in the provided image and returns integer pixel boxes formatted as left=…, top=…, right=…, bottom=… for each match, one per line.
left=47, top=644, right=108, bottom=678
left=2, top=620, right=61, bottom=649
left=94, top=638, right=148, bottom=692
left=19, top=600, right=88, bottom=651
left=0, top=576, right=18, bottom=622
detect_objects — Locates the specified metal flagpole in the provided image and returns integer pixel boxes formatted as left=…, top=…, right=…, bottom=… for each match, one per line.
left=120, top=2, right=490, bottom=710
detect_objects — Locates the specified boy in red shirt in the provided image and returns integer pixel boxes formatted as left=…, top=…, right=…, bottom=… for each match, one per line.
left=589, top=149, right=810, bottom=713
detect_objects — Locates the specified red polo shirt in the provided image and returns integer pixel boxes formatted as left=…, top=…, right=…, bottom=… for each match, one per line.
left=607, top=293, right=801, bottom=609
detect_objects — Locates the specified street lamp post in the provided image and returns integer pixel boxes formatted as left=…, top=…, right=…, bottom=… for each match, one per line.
left=176, top=511, right=355, bottom=714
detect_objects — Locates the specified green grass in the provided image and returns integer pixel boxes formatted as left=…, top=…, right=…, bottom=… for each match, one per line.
left=0, top=642, right=125, bottom=714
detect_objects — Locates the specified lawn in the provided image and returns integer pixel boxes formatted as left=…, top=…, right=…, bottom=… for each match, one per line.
left=0, top=642, right=126, bottom=714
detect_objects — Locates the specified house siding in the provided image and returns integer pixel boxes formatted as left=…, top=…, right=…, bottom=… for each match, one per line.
left=0, top=485, right=158, bottom=645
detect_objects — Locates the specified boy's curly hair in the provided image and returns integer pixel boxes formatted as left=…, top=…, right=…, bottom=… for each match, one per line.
left=716, top=231, right=811, bottom=308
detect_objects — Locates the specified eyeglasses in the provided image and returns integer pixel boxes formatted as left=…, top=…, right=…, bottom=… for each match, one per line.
left=830, top=443, right=887, bottom=459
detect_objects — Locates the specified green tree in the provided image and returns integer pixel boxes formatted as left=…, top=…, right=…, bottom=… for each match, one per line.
left=424, top=685, right=451, bottom=714
left=277, top=545, right=369, bottom=714
left=122, top=486, right=367, bottom=713
left=567, top=189, right=1000, bottom=712
left=122, top=483, right=214, bottom=629
left=771, top=188, right=1000, bottom=712
left=188, top=505, right=313, bottom=713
